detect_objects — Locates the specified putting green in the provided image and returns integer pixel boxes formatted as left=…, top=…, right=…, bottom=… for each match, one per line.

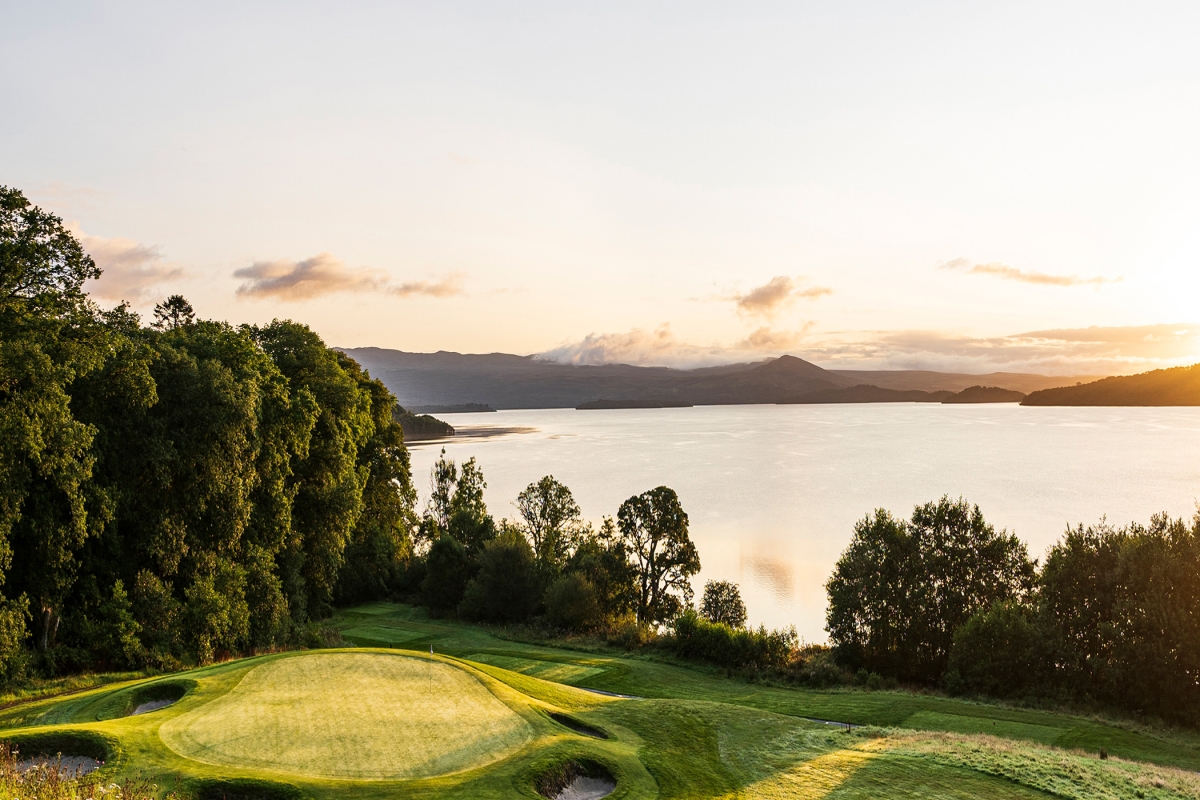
left=159, top=652, right=533, bottom=780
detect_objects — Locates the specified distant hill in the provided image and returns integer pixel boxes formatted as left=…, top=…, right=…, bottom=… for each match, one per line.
left=781, top=385, right=953, bottom=404
left=1022, top=363, right=1200, bottom=406
left=577, top=398, right=693, bottom=410
left=342, top=347, right=1100, bottom=410
left=942, top=386, right=1026, bottom=404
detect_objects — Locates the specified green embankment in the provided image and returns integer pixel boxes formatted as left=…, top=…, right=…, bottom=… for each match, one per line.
left=3, top=601, right=1200, bottom=799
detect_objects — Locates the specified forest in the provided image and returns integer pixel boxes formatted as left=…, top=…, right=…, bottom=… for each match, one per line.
left=0, top=186, right=710, bottom=682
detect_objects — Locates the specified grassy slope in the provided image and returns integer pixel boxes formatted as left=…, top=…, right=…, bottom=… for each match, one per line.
left=331, top=602, right=1200, bottom=772
left=2, top=603, right=1200, bottom=798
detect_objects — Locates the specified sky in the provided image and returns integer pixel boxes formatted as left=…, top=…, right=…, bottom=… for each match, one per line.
left=4, top=1, right=1200, bottom=375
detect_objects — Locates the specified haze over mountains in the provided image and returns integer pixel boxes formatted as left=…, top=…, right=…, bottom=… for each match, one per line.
left=343, top=348, right=1100, bottom=410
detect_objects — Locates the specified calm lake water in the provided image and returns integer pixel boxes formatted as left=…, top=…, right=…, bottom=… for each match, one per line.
left=409, top=404, right=1200, bottom=642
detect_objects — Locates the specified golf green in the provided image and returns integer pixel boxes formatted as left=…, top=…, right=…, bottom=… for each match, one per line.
left=158, top=652, right=533, bottom=779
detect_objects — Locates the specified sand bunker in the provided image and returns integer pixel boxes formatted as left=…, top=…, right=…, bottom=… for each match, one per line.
left=133, top=698, right=176, bottom=715
left=555, top=775, right=616, bottom=800
left=160, top=652, right=533, bottom=780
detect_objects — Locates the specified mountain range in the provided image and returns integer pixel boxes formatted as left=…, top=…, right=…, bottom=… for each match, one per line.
left=341, top=348, right=1100, bottom=410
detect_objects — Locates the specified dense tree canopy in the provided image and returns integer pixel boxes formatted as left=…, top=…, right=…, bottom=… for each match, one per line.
left=0, top=189, right=420, bottom=675
left=826, top=496, right=1034, bottom=683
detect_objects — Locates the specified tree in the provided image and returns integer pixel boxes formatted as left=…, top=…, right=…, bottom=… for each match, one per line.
left=944, top=600, right=1043, bottom=699
left=421, top=534, right=470, bottom=613
left=567, top=516, right=636, bottom=622
left=617, top=487, right=700, bottom=624
left=517, top=475, right=585, bottom=570
left=446, top=457, right=495, bottom=556
left=700, top=580, right=747, bottom=628
left=254, top=321, right=371, bottom=621
left=1, top=187, right=109, bottom=653
left=152, top=295, right=194, bottom=330
left=336, top=365, right=417, bottom=604
left=544, top=573, right=602, bottom=632
left=425, top=448, right=456, bottom=535
left=458, top=527, right=539, bottom=623
left=826, top=497, right=1035, bottom=684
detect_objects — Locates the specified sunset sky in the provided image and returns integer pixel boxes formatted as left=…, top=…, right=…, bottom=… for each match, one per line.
left=5, top=2, right=1200, bottom=374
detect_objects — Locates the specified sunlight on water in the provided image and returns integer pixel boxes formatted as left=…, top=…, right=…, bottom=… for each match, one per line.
left=410, top=405, right=1200, bottom=641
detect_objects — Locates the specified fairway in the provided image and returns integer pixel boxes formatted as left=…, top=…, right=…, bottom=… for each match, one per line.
left=159, top=652, right=533, bottom=779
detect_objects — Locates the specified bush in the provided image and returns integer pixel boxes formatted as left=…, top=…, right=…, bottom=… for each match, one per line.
left=787, top=644, right=850, bottom=687
left=605, top=614, right=658, bottom=650
left=544, top=574, right=602, bottom=631
left=458, top=530, right=539, bottom=623
left=672, top=610, right=796, bottom=670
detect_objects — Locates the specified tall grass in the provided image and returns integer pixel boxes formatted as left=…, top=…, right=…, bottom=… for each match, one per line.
left=0, top=743, right=186, bottom=800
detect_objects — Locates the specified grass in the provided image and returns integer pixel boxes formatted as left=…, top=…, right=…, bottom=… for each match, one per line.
left=3, top=601, right=1200, bottom=798
left=159, top=652, right=533, bottom=779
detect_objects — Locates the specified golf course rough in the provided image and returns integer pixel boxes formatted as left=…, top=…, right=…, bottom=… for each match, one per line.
left=159, top=652, right=535, bottom=779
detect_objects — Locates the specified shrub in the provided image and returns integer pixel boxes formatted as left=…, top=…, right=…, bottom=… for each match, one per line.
left=605, top=614, right=658, bottom=650
left=672, top=610, right=796, bottom=670
left=787, top=644, right=850, bottom=687
left=544, top=574, right=602, bottom=631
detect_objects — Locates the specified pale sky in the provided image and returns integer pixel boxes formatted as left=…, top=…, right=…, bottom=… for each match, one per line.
left=5, top=1, right=1200, bottom=374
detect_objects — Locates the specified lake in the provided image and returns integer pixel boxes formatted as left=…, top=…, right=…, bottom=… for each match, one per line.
left=408, top=404, right=1200, bottom=642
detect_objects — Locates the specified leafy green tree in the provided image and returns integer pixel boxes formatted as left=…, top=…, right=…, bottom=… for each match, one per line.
left=446, top=457, right=495, bottom=556
left=544, top=573, right=602, bottom=632
left=1, top=187, right=110, bottom=652
left=617, top=486, right=700, bottom=624
left=419, top=452, right=495, bottom=557
left=1036, top=521, right=1123, bottom=698
left=945, top=600, right=1043, bottom=698
left=336, top=365, right=417, bottom=604
left=517, top=475, right=585, bottom=570
left=424, top=448, right=457, bottom=535
left=825, top=509, right=917, bottom=678
left=458, top=527, right=539, bottom=623
left=255, top=321, right=371, bottom=621
left=421, top=534, right=470, bottom=613
left=184, top=556, right=249, bottom=664
left=567, top=516, right=636, bottom=622
left=700, top=580, right=747, bottom=628
left=826, top=497, right=1034, bottom=683
left=151, top=295, right=194, bottom=330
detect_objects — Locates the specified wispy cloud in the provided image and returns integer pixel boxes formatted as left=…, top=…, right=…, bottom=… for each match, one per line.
left=234, top=253, right=464, bottom=301
left=940, top=258, right=1119, bottom=287
left=733, top=276, right=831, bottom=316
left=73, top=226, right=184, bottom=302
left=540, top=322, right=1200, bottom=373
left=806, top=323, right=1200, bottom=374
left=538, top=323, right=810, bottom=368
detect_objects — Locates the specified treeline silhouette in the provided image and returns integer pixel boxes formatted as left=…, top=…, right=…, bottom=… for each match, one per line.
left=827, top=496, right=1200, bottom=724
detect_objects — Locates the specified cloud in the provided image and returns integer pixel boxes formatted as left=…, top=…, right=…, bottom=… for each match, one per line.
left=234, top=253, right=464, bottom=301
left=74, top=227, right=184, bottom=302
left=539, top=322, right=1200, bottom=374
left=804, top=323, right=1200, bottom=375
left=733, top=276, right=832, bottom=316
left=940, top=258, right=1119, bottom=287
left=538, top=323, right=810, bottom=368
